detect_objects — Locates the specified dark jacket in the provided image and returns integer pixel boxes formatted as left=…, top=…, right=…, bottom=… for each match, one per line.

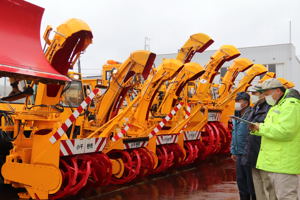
left=243, top=99, right=271, bottom=167
left=230, top=107, right=252, bottom=155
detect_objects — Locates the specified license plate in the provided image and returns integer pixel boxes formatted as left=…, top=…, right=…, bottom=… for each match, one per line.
left=157, top=135, right=178, bottom=145
left=184, top=131, right=201, bottom=141
left=124, top=141, right=148, bottom=149
left=208, top=112, right=220, bottom=121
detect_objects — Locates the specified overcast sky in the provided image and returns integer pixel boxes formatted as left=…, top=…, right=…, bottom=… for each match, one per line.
left=27, top=0, right=300, bottom=76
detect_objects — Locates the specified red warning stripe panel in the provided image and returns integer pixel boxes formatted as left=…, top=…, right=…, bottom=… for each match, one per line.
left=60, top=137, right=107, bottom=156
left=50, top=88, right=99, bottom=144
left=95, top=138, right=106, bottom=152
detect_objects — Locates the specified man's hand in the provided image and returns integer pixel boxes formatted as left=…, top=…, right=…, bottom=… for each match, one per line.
left=249, top=123, right=260, bottom=132
left=231, top=155, right=237, bottom=161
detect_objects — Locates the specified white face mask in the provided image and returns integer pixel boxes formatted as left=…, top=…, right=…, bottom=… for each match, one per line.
left=235, top=102, right=242, bottom=111
left=250, top=95, right=260, bottom=104
left=265, top=94, right=277, bottom=106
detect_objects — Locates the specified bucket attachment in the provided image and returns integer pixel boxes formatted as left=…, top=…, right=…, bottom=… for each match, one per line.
left=0, top=0, right=69, bottom=83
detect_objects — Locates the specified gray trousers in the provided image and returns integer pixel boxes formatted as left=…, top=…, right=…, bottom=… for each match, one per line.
left=257, top=169, right=299, bottom=200
left=252, top=168, right=268, bottom=200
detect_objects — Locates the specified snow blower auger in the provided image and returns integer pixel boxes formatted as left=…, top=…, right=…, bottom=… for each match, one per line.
left=98, top=58, right=185, bottom=180
left=186, top=61, right=266, bottom=161
left=183, top=58, right=251, bottom=162
left=75, top=50, right=157, bottom=185
left=82, top=33, right=213, bottom=181
left=177, top=45, right=240, bottom=161
left=0, top=1, right=96, bottom=199
left=151, top=62, right=206, bottom=167
left=133, top=33, right=213, bottom=173
left=53, top=51, right=155, bottom=189
left=174, top=58, right=252, bottom=164
left=77, top=59, right=181, bottom=183
left=143, top=33, right=214, bottom=169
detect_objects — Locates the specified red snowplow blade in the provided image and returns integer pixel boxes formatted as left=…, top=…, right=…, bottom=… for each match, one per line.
left=0, top=0, right=70, bottom=82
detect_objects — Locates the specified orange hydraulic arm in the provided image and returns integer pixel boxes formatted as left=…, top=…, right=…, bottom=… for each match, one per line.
left=85, top=58, right=183, bottom=139
left=34, top=18, right=93, bottom=107
left=218, top=58, right=253, bottom=98
left=93, top=51, right=156, bottom=126
left=156, top=62, right=205, bottom=116
left=217, top=64, right=268, bottom=108
left=259, top=72, right=276, bottom=83
left=277, top=77, right=295, bottom=88
left=155, top=33, right=214, bottom=115
left=132, top=59, right=184, bottom=126
left=176, top=33, right=213, bottom=63
left=83, top=59, right=185, bottom=182
left=84, top=34, right=214, bottom=141
left=216, top=64, right=268, bottom=141
left=169, top=45, right=241, bottom=133
left=195, top=45, right=240, bottom=102
left=259, top=73, right=295, bottom=89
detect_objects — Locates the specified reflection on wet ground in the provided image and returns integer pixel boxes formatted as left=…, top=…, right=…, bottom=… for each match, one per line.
left=0, top=156, right=239, bottom=200
left=72, top=155, right=239, bottom=200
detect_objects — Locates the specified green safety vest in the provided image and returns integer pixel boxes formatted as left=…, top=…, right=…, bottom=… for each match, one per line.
left=252, top=89, right=300, bottom=174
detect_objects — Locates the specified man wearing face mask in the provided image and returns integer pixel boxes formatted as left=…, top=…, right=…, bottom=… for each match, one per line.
left=231, top=92, right=255, bottom=200
left=245, top=84, right=271, bottom=200
left=249, top=78, right=300, bottom=200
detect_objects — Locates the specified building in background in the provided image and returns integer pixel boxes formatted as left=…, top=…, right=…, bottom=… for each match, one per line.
left=154, top=43, right=300, bottom=89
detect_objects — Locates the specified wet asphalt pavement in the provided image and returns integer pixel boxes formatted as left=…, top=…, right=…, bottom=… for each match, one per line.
left=0, top=156, right=240, bottom=200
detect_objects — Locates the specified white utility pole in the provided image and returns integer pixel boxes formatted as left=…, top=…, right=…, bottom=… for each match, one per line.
left=144, top=37, right=150, bottom=51
left=289, top=20, right=292, bottom=44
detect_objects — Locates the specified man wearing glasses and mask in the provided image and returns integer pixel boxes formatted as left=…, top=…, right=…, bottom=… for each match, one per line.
left=249, top=78, right=300, bottom=200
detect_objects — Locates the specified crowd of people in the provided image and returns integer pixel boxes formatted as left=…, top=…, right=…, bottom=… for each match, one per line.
left=231, top=78, right=300, bottom=200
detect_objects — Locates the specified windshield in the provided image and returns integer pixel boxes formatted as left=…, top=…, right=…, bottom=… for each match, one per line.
left=61, top=80, right=84, bottom=107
